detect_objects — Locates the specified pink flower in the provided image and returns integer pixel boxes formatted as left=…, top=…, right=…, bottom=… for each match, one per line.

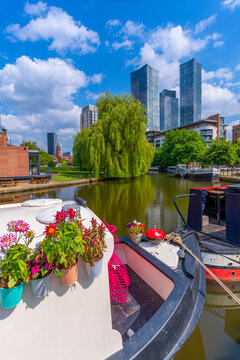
left=0, top=233, right=16, bottom=250
left=55, top=211, right=67, bottom=224
left=45, top=262, right=53, bottom=271
left=31, top=265, right=40, bottom=274
left=84, top=245, right=89, bottom=251
left=15, top=220, right=30, bottom=233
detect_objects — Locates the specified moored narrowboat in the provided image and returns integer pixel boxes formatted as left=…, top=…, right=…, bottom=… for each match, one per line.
left=0, top=198, right=205, bottom=360
left=187, top=184, right=240, bottom=281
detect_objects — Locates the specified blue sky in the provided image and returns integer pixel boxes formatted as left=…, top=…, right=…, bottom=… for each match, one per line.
left=0, top=0, right=240, bottom=152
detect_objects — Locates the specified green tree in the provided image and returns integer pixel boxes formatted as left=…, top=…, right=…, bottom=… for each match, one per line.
left=21, top=140, right=53, bottom=165
left=73, top=92, right=154, bottom=178
left=159, top=129, right=207, bottom=168
left=205, top=138, right=237, bottom=166
left=152, top=148, right=162, bottom=166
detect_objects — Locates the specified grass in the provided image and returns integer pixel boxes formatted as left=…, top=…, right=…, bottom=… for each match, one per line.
left=51, top=168, right=91, bottom=182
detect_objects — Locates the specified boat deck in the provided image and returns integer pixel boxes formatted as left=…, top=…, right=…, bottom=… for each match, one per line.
left=201, top=223, right=226, bottom=241
left=111, top=265, right=164, bottom=343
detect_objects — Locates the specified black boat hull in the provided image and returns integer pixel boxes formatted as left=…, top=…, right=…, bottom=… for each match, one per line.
left=108, top=231, right=206, bottom=360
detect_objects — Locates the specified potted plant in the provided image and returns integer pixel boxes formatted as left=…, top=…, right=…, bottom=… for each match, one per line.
left=28, top=248, right=53, bottom=297
left=127, top=220, right=145, bottom=244
left=81, top=218, right=107, bottom=279
left=0, top=220, right=33, bottom=309
left=41, top=208, right=83, bottom=286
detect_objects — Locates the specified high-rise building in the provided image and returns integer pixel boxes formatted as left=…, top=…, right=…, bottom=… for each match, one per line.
left=180, top=59, right=202, bottom=126
left=131, top=64, right=160, bottom=131
left=47, top=132, right=57, bottom=155
left=80, top=105, right=98, bottom=129
left=160, top=90, right=179, bottom=130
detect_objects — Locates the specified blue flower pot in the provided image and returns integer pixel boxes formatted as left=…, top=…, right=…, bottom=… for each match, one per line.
left=0, top=282, right=25, bottom=309
left=84, top=257, right=103, bottom=279
left=30, top=274, right=51, bottom=297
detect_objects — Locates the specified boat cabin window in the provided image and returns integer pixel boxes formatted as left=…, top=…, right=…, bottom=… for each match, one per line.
left=203, top=188, right=226, bottom=225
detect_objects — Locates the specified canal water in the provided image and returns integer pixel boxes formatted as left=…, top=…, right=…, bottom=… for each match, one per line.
left=1, top=173, right=240, bottom=359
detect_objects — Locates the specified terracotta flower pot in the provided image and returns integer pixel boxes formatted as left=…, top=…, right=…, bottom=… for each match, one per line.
left=129, top=232, right=142, bottom=244
left=60, top=262, right=78, bottom=286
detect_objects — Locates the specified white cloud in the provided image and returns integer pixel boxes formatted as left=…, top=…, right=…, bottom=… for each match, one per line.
left=213, top=40, right=224, bottom=48
left=120, top=20, right=145, bottom=38
left=195, top=14, right=216, bottom=34
left=0, top=56, right=103, bottom=152
left=147, top=25, right=212, bottom=61
left=112, top=39, right=133, bottom=51
left=106, top=19, right=121, bottom=28
left=203, top=68, right=233, bottom=82
left=221, top=0, right=240, bottom=10
left=6, top=4, right=100, bottom=55
left=225, top=120, right=240, bottom=140
left=24, top=1, right=47, bottom=16
left=236, top=64, right=240, bottom=71
left=85, top=90, right=100, bottom=101
left=202, top=82, right=240, bottom=118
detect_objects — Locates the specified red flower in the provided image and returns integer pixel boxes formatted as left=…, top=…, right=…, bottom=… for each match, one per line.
left=55, top=211, right=67, bottom=224
left=66, top=208, right=76, bottom=219
left=44, top=224, right=58, bottom=237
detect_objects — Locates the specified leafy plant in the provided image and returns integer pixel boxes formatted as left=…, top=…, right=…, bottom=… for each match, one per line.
left=81, top=218, right=107, bottom=267
left=127, top=220, right=145, bottom=237
left=41, top=209, right=83, bottom=278
left=0, top=220, right=34, bottom=289
left=27, top=248, right=54, bottom=281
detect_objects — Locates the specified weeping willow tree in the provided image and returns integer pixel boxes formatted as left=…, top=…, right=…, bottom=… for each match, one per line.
left=73, top=92, right=154, bottom=178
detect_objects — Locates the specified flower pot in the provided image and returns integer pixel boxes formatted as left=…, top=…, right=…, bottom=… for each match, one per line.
left=60, top=262, right=78, bottom=286
left=83, top=257, right=103, bottom=279
left=30, top=274, right=51, bottom=297
left=129, top=232, right=142, bottom=244
left=0, top=282, right=25, bottom=309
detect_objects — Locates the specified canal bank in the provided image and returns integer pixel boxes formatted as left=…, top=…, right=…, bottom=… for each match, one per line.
left=0, top=177, right=103, bottom=195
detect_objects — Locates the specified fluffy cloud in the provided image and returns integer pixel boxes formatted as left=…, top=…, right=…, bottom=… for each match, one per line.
left=85, top=90, right=100, bottom=101
left=0, top=56, right=103, bottom=152
left=24, top=1, right=47, bottom=16
left=112, top=39, right=133, bottom=51
left=221, top=0, right=240, bottom=10
left=213, top=40, right=224, bottom=48
left=202, top=82, right=240, bottom=117
left=106, top=19, right=121, bottom=28
left=6, top=3, right=100, bottom=55
left=120, top=20, right=145, bottom=39
left=203, top=68, right=233, bottom=83
left=195, top=14, right=216, bottom=34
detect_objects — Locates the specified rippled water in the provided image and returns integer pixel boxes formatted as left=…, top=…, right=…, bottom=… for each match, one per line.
left=1, top=173, right=240, bottom=359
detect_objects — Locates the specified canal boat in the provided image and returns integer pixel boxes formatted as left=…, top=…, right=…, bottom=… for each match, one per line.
left=187, top=167, right=220, bottom=181
left=186, top=184, right=240, bottom=281
left=0, top=198, right=205, bottom=360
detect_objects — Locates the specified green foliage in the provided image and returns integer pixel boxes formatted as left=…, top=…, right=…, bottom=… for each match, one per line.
left=159, top=129, right=207, bottom=168
left=0, top=244, right=31, bottom=288
left=73, top=92, right=154, bottom=178
left=80, top=218, right=107, bottom=266
left=41, top=213, right=83, bottom=275
left=204, top=138, right=237, bottom=166
left=152, top=149, right=162, bottom=166
left=48, top=160, right=56, bottom=168
left=235, top=138, right=240, bottom=164
left=39, top=150, right=53, bottom=166
left=59, top=161, right=68, bottom=168
left=21, top=140, right=52, bottom=165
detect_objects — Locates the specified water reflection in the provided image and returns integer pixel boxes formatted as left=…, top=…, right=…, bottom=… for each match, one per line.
left=1, top=173, right=239, bottom=359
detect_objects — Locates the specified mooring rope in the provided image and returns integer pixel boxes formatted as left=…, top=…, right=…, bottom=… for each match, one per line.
left=166, top=232, right=240, bottom=307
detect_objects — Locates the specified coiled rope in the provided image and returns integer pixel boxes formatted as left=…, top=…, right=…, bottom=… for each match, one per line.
left=166, top=232, right=240, bottom=307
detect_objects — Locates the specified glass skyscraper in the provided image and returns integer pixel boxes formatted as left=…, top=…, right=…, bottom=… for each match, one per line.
left=160, top=90, right=179, bottom=130
left=47, top=132, right=57, bottom=155
left=131, top=64, right=160, bottom=131
left=180, top=59, right=202, bottom=126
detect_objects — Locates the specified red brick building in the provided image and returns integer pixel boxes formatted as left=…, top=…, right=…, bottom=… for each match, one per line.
left=232, top=123, right=240, bottom=144
left=0, top=125, right=29, bottom=177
